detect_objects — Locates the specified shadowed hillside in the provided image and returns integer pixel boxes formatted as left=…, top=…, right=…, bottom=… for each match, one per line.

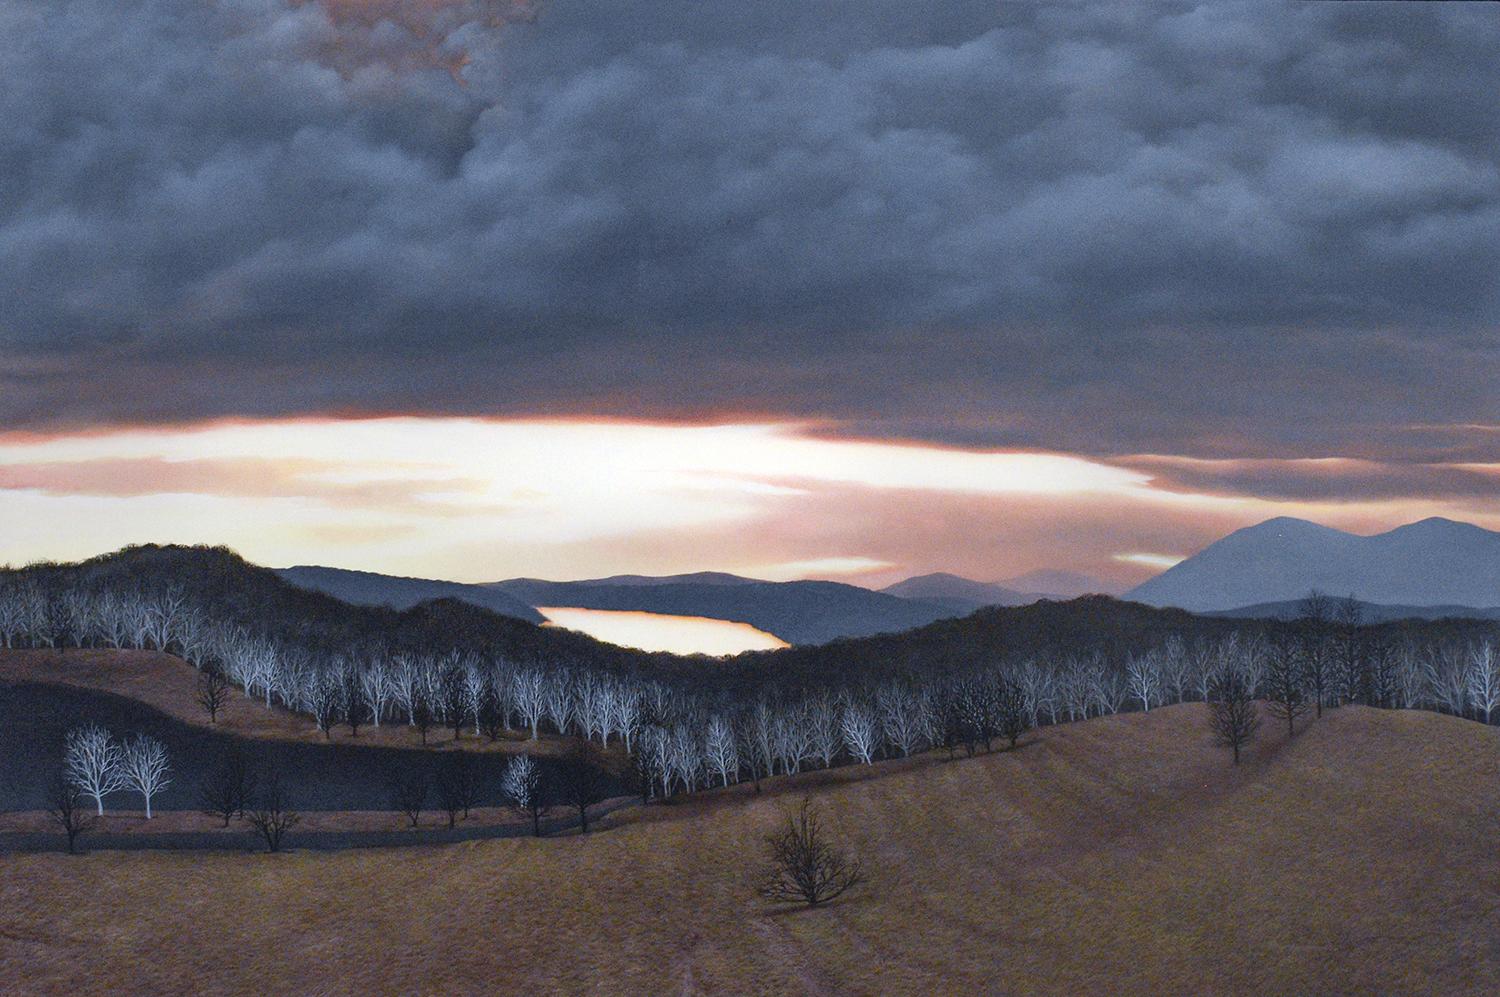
left=2, top=705, right=1497, bottom=994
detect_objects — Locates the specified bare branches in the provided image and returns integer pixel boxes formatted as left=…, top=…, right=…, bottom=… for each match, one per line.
left=757, top=797, right=863, bottom=907
left=64, top=723, right=124, bottom=816
left=502, top=753, right=548, bottom=837
left=246, top=773, right=300, bottom=852
left=196, top=664, right=231, bottom=723
left=49, top=773, right=97, bottom=854
left=120, top=734, right=172, bottom=819
left=1207, top=669, right=1260, bottom=765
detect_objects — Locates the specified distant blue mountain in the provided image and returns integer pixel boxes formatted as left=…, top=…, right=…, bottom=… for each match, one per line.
left=277, top=565, right=545, bottom=624
left=1127, top=517, right=1500, bottom=612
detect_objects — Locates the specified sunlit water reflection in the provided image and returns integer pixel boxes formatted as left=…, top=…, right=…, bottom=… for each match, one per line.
left=537, top=606, right=790, bottom=656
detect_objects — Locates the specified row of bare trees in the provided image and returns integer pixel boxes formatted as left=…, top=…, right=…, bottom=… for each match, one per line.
left=10, top=574, right=1500, bottom=807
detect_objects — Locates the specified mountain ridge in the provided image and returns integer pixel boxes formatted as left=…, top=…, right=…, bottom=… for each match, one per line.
left=1126, top=516, right=1500, bottom=612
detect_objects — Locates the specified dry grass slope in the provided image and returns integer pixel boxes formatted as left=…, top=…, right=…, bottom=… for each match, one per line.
left=3, top=702, right=1499, bottom=994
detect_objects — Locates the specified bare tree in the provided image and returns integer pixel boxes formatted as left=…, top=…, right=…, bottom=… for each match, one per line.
left=839, top=701, right=879, bottom=765
left=247, top=773, right=300, bottom=852
left=554, top=742, right=610, bottom=833
left=1468, top=641, right=1500, bottom=725
left=1298, top=591, right=1334, bottom=717
left=196, top=664, right=231, bottom=724
left=120, top=734, right=171, bottom=819
left=757, top=797, right=863, bottom=907
left=704, top=714, right=740, bottom=786
left=64, top=723, right=124, bottom=816
left=995, top=678, right=1031, bottom=749
left=1126, top=651, right=1162, bottom=712
left=502, top=753, right=548, bottom=836
left=433, top=751, right=481, bottom=828
left=1207, top=669, right=1260, bottom=765
left=1264, top=634, right=1310, bottom=736
left=388, top=767, right=428, bottom=828
left=49, top=773, right=96, bottom=854
left=311, top=676, right=342, bottom=739
left=411, top=687, right=435, bottom=746
left=198, top=748, right=256, bottom=827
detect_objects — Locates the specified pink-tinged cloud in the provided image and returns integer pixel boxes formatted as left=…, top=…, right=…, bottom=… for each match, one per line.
left=2, top=417, right=1497, bottom=585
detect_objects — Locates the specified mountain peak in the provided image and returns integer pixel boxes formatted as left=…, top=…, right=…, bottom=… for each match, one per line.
left=1127, top=516, right=1500, bottom=612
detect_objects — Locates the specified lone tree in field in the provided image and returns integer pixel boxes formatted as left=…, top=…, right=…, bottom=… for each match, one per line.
left=1264, top=634, right=1310, bottom=736
left=434, top=752, right=481, bottom=828
left=554, top=742, right=610, bottom=834
left=247, top=772, right=300, bottom=852
left=758, top=797, right=863, bottom=907
left=196, top=664, right=231, bottom=723
left=1207, top=670, right=1260, bottom=765
left=502, top=753, right=548, bottom=836
left=198, top=748, right=256, bottom=827
left=120, top=734, right=171, bottom=819
left=64, top=723, right=124, bottom=816
left=49, top=773, right=96, bottom=854
left=388, top=766, right=428, bottom=828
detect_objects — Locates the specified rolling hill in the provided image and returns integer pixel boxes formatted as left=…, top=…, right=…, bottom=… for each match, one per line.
left=879, top=572, right=1031, bottom=613
left=1127, top=516, right=1500, bottom=612
left=4, top=704, right=1498, bottom=993
left=277, top=565, right=545, bottom=623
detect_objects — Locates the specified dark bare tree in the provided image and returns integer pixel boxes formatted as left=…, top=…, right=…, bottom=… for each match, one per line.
left=247, top=773, right=300, bottom=852
left=343, top=666, right=369, bottom=738
left=478, top=682, right=506, bottom=742
left=411, top=688, right=435, bottom=746
left=553, top=742, right=610, bottom=833
left=1333, top=595, right=1365, bottom=705
left=388, top=767, right=428, bottom=828
left=312, top=678, right=341, bottom=740
left=196, top=663, right=231, bottom=724
left=49, top=773, right=96, bottom=854
left=441, top=667, right=468, bottom=742
left=198, top=748, right=256, bottom=827
left=1264, top=633, right=1310, bottom=736
left=1298, top=590, right=1335, bottom=717
left=757, top=797, right=863, bottom=907
left=995, top=678, right=1031, bottom=749
left=1207, top=669, right=1261, bottom=765
left=433, top=751, right=481, bottom=828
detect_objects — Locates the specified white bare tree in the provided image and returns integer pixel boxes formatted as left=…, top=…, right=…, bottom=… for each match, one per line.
left=839, top=701, right=879, bottom=764
left=704, top=714, right=739, bottom=787
left=876, top=682, right=928, bottom=757
left=120, top=734, right=172, bottom=819
left=65, top=724, right=125, bottom=816
left=1468, top=641, right=1499, bottom=725
left=512, top=668, right=547, bottom=740
left=1126, top=652, right=1162, bottom=712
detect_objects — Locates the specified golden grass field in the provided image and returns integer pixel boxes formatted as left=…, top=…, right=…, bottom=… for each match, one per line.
left=4, top=684, right=1499, bottom=995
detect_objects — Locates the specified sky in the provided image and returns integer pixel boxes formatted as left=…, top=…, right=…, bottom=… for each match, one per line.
left=3, top=1, right=1499, bottom=588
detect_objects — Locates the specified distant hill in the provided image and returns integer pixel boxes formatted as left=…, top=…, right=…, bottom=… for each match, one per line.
left=490, top=576, right=960, bottom=645
left=278, top=565, right=545, bottom=623
left=880, top=573, right=1031, bottom=614
left=997, top=569, right=1118, bottom=598
left=1126, top=516, right=1500, bottom=612
left=565, top=571, right=759, bottom=588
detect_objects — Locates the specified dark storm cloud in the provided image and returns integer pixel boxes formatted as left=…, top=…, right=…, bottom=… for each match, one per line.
left=3, top=0, right=1498, bottom=461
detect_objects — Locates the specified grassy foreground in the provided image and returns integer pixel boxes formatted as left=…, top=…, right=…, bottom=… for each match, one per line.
left=2, top=704, right=1498, bottom=994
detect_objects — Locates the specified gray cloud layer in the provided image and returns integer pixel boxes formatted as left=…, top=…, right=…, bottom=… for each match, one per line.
left=3, top=0, right=1498, bottom=460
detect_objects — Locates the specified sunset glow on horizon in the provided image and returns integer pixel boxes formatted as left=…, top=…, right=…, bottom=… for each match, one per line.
left=5, top=415, right=1498, bottom=590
